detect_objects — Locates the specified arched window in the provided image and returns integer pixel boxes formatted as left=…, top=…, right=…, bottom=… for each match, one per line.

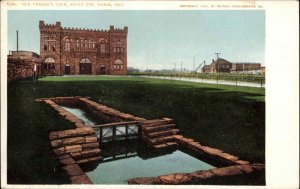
left=85, top=40, right=88, bottom=49
left=44, top=57, right=55, bottom=70
left=65, top=39, right=70, bottom=51
left=114, top=59, right=123, bottom=70
left=80, top=58, right=91, bottom=64
left=81, top=39, right=84, bottom=49
left=76, top=40, right=79, bottom=48
left=100, top=40, right=106, bottom=53
left=45, top=57, right=55, bottom=63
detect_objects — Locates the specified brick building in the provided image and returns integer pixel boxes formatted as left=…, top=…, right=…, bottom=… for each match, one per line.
left=201, top=58, right=262, bottom=74
left=209, top=58, right=232, bottom=73
left=231, top=63, right=261, bottom=72
left=39, top=21, right=128, bottom=75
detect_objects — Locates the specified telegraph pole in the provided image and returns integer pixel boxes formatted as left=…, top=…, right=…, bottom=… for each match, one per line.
left=193, top=56, right=195, bottom=71
left=16, top=30, right=19, bottom=52
left=215, top=52, right=221, bottom=84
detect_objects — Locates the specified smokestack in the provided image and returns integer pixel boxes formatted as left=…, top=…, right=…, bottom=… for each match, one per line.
left=16, top=30, right=19, bottom=52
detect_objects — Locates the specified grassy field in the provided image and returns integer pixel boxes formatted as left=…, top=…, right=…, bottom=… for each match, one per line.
left=7, top=76, right=265, bottom=184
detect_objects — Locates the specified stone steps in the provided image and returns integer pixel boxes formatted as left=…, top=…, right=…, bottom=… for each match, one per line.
left=147, top=136, right=175, bottom=145
left=153, top=142, right=178, bottom=149
left=142, top=119, right=173, bottom=127
left=140, top=118, right=180, bottom=149
left=141, top=124, right=176, bottom=132
left=146, top=129, right=180, bottom=138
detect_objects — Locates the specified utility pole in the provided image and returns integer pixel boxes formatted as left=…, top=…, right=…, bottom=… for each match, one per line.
left=174, top=62, right=176, bottom=72
left=215, top=52, right=221, bottom=84
left=16, top=30, right=19, bottom=52
left=193, top=56, right=195, bottom=71
left=181, top=62, right=183, bottom=73
left=215, top=52, right=221, bottom=73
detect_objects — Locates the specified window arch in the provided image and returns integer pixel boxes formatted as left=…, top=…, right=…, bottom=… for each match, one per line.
left=113, top=59, right=123, bottom=70
left=80, top=58, right=91, bottom=64
left=100, top=40, right=106, bottom=53
left=45, top=57, right=55, bottom=63
left=44, top=57, right=55, bottom=70
left=114, top=59, right=123, bottom=64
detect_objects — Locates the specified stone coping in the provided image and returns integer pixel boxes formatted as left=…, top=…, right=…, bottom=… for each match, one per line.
left=37, top=96, right=146, bottom=122
left=128, top=163, right=265, bottom=185
left=173, top=135, right=250, bottom=166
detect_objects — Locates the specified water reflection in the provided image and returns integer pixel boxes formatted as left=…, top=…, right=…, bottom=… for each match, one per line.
left=81, top=140, right=215, bottom=184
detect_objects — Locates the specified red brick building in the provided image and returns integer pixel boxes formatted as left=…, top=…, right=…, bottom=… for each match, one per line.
left=39, top=21, right=128, bottom=75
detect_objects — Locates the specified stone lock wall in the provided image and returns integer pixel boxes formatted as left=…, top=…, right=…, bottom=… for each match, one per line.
left=49, top=127, right=101, bottom=164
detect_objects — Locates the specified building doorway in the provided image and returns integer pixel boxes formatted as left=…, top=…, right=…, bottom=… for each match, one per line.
left=65, top=64, right=70, bottom=75
left=80, top=58, right=92, bottom=75
left=99, top=65, right=106, bottom=75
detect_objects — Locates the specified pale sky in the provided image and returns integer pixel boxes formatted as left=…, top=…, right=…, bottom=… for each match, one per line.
left=8, top=10, right=265, bottom=70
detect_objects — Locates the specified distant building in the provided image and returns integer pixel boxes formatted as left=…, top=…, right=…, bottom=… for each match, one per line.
left=39, top=20, right=128, bottom=76
left=261, top=66, right=265, bottom=75
left=209, top=58, right=232, bottom=73
left=200, top=58, right=262, bottom=74
left=201, top=65, right=211, bottom=73
left=231, top=63, right=261, bottom=73
left=127, top=67, right=140, bottom=73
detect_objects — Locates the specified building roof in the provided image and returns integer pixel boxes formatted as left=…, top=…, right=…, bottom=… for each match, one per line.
left=9, top=51, right=40, bottom=59
left=211, top=58, right=232, bottom=65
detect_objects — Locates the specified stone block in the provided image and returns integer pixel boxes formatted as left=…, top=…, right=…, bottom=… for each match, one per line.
left=251, top=163, right=265, bottom=171
left=128, top=177, right=160, bottom=184
left=62, top=164, right=84, bottom=176
left=191, top=170, right=215, bottom=180
left=86, top=156, right=102, bottom=162
left=65, top=145, right=82, bottom=153
left=59, top=157, right=76, bottom=165
left=57, top=129, right=77, bottom=138
left=76, top=158, right=89, bottom=164
left=49, top=131, right=58, bottom=140
left=211, top=166, right=243, bottom=177
left=50, top=139, right=63, bottom=148
left=70, top=152, right=82, bottom=159
left=218, top=153, right=239, bottom=161
left=80, top=149, right=101, bottom=158
left=58, top=154, right=71, bottom=160
left=70, top=174, right=93, bottom=184
left=159, top=173, right=192, bottom=184
left=53, top=147, right=66, bottom=155
left=85, top=136, right=97, bottom=143
left=81, top=142, right=99, bottom=150
left=200, top=146, right=223, bottom=155
left=172, top=135, right=184, bottom=140
left=76, top=127, right=95, bottom=136
left=237, top=165, right=253, bottom=173
left=62, top=137, right=85, bottom=146
left=235, top=160, right=250, bottom=165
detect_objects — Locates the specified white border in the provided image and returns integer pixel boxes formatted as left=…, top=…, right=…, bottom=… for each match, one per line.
left=1, top=1, right=299, bottom=189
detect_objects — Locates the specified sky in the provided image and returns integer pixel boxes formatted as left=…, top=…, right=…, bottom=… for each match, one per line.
left=8, top=10, right=265, bottom=70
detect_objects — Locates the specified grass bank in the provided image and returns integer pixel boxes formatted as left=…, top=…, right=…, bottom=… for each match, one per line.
left=7, top=76, right=265, bottom=184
